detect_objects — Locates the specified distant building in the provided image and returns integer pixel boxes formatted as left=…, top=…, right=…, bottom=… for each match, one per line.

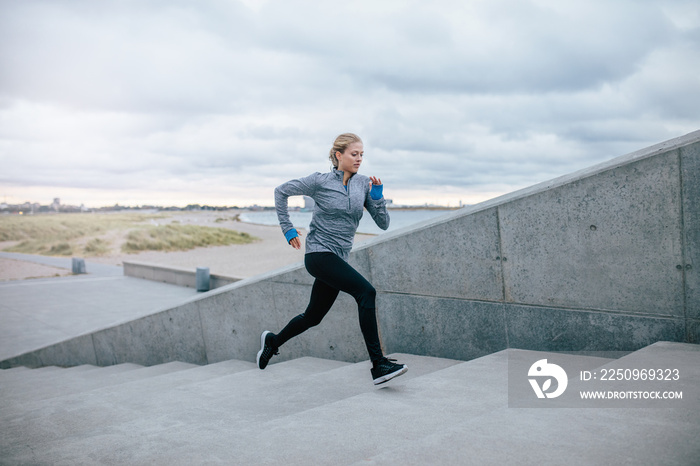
left=303, top=196, right=315, bottom=211
left=52, top=198, right=61, bottom=212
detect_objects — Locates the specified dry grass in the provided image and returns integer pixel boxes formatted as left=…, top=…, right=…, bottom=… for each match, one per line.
left=0, top=212, right=258, bottom=257
left=84, top=238, right=111, bottom=255
left=122, top=224, right=255, bottom=253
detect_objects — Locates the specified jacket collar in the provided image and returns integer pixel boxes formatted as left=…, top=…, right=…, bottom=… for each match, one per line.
left=332, top=168, right=356, bottom=182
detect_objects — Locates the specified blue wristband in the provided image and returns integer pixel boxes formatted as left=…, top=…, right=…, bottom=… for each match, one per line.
left=370, top=184, right=383, bottom=200
left=284, top=229, right=299, bottom=243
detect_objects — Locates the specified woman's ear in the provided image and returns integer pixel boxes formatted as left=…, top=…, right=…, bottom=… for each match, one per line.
left=335, top=151, right=342, bottom=167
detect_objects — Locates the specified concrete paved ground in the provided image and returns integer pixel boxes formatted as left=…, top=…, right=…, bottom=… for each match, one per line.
left=0, top=252, right=199, bottom=361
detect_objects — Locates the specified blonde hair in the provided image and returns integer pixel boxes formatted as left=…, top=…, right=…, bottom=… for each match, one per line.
left=329, top=133, right=362, bottom=169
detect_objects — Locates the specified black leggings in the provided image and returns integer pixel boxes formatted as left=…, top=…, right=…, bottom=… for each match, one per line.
left=274, top=252, right=384, bottom=362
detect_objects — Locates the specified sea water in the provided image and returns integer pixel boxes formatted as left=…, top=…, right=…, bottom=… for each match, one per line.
left=239, top=209, right=458, bottom=235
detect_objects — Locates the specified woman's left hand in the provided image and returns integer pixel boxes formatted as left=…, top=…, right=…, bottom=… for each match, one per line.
left=369, top=176, right=382, bottom=186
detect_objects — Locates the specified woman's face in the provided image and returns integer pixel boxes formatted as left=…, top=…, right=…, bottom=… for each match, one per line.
left=336, top=142, right=364, bottom=174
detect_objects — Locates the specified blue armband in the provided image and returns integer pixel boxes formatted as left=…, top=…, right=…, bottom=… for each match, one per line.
left=284, top=229, right=299, bottom=243
left=370, top=184, right=383, bottom=200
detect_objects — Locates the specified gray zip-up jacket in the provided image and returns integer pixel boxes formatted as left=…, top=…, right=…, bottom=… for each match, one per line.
left=274, top=169, right=390, bottom=261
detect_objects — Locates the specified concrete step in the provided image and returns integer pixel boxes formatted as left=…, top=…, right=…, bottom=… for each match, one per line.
left=57, top=364, right=100, bottom=372
left=0, top=354, right=458, bottom=464
left=211, top=350, right=513, bottom=465
left=3, top=353, right=492, bottom=464
left=141, top=348, right=682, bottom=465
left=74, top=362, right=144, bottom=377
left=0, top=363, right=159, bottom=407
left=0, top=363, right=141, bottom=402
left=0, top=365, right=63, bottom=380
left=0, top=364, right=96, bottom=384
left=2, top=344, right=697, bottom=465
left=223, top=350, right=619, bottom=465
left=357, top=342, right=700, bottom=466
left=0, top=356, right=350, bottom=454
left=0, top=366, right=31, bottom=374
left=1, top=359, right=257, bottom=420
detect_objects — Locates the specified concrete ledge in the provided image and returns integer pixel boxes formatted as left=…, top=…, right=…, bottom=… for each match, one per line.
left=123, top=261, right=240, bottom=290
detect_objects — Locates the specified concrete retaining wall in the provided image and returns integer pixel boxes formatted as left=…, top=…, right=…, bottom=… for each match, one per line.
left=3, top=130, right=698, bottom=368
left=123, top=261, right=240, bottom=290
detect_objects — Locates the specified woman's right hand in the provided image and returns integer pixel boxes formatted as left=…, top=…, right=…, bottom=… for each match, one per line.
left=289, top=230, right=303, bottom=249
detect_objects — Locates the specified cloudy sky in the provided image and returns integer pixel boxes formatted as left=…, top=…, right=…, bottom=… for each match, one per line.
left=1, top=0, right=699, bottom=208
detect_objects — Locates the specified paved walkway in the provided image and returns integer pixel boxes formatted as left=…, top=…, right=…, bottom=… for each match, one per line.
left=0, top=252, right=199, bottom=361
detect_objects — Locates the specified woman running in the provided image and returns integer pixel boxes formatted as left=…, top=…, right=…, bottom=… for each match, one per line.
left=257, top=133, right=408, bottom=385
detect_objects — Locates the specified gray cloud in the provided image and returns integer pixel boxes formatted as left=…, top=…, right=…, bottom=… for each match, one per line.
left=1, top=0, right=699, bottom=207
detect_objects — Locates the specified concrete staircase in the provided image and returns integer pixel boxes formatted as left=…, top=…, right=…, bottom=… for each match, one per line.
left=1, top=343, right=698, bottom=465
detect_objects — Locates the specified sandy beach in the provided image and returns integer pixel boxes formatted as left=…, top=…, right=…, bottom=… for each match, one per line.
left=0, top=211, right=375, bottom=281
left=0, top=257, right=73, bottom=281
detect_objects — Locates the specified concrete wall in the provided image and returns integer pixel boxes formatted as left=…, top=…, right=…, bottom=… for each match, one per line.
left=123, top=261, right=240, bottom=290
left=3, top=130, right=698, bottom=368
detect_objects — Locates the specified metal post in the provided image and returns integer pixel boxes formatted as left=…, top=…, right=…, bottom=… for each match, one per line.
left=196, top=267, right=210, bottom=292
left=72, top=258, right=86, bottom=274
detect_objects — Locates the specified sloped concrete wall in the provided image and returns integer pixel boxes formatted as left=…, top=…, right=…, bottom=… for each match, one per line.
left=3, top=130, right=698, bottom=368
left=374, top=131, right=698, bottom=359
